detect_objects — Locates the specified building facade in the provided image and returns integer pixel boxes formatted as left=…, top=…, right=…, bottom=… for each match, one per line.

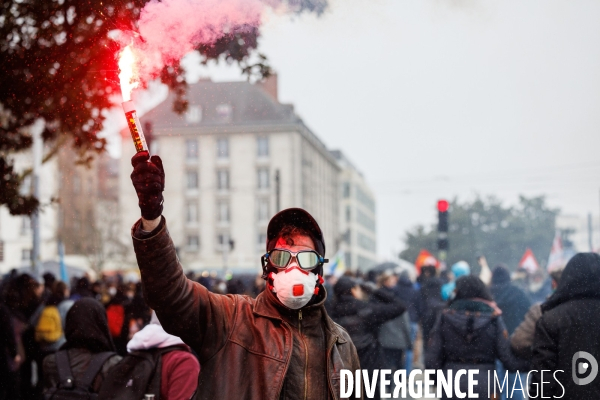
left=330, top=150, right=377, bottom=271
left=0, top=149, right=59, bottom=273
left=119, top=78, right=341, bottom=273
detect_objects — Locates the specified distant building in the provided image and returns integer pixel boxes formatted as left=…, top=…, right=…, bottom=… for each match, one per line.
left=118, top=77, right=341, bottom=272
left=330, top=150, right=377, bottom=271
left=0, top=150, right=59, bottom=273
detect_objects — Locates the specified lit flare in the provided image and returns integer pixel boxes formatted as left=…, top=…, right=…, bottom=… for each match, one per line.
left=118, top=45, right=139, bottom=102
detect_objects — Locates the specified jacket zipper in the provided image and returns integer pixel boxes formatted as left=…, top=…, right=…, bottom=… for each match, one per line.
left=299, top=310, right=308, bottom=400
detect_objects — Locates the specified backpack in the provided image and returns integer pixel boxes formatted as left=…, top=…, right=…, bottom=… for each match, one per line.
left=106, top=304, right=125, bottom=337
left=97, top=345, right=186, bottom=400
left=35, top=305, right=63, bottom=344
left=44, top=350, right=115, bottom=400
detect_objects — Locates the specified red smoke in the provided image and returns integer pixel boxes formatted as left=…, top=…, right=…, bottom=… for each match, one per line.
left=118, top=0, right=271, bottom=87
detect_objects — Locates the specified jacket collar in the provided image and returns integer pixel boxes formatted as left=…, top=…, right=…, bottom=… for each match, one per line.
left=253, top=286, right=347, bottom=344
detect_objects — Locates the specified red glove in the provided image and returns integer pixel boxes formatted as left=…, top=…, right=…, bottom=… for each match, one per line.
left=130, top=151, right=165, bottom=220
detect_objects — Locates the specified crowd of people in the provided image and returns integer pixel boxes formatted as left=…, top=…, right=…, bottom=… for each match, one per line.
left=0, top=250, right=598, bottom=399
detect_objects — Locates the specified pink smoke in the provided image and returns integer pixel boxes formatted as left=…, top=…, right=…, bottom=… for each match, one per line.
left=125, top=0, right=270, bottom=84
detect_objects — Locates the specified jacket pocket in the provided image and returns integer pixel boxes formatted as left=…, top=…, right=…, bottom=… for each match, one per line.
left=228, top=317, right=289, bottom=362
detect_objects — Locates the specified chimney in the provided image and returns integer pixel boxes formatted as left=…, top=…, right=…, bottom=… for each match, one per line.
left=257, top=73, right=278, bottom=101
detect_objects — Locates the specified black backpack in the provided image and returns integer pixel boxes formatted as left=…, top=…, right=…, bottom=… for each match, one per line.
left=44, top=350, right=116, bottom=400
left=97, top=345, right=186, bottom=400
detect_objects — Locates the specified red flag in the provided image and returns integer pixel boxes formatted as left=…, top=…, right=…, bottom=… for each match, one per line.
left=519, top=248, right=539, bottom=274
left=415, top=249, right=439, bottom=274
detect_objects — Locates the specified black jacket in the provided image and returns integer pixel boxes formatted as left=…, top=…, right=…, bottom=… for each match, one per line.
left=417, top=278, right=446, bottom=347
left=332, top=289, right=405, bottom=372
left=531, top=253, right=600, bottom=399
left=394, top=276, right=418, bottom=323
left=490, top=281, right=531, bottom=335
left=426, top=299, right=528, bottom=399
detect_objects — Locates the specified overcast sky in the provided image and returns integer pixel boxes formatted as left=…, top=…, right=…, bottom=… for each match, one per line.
left=108, top=0, right=600, bottom=260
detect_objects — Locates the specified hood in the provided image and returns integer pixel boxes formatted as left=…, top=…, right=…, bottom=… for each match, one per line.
left=442, top=309, right=496, bottom=337
left=491, top=265, right=511, bottom=285
left=542, top=252, right=600, bottom=313
left=126, top=312, right=185, bottom=352
left=443, top=300, right=498, bottom=337
left=63, top=298, right=115, bottom=353
left=451, top=261, right=470, bottom=278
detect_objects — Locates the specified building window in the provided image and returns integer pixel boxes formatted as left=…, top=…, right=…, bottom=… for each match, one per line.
left=343, top=182, right=351, bottom=198
left=358, top=233, right=376, bottom=252
left=0, top=241, right=4, bottom=262
left=217, top=170, right=229, bottom=190
left=185, top=105, right=202, bottom=123
left=217, top=201, right=230, bottom=223
left=257, top=168, right=269, bottom=189
left=257, top=198, right=269, bottom=222
left=357, top=209, right=376, bottom=232
left=186, top=139, right=199, bottom=160
left=186, top=235, right=200, bottom=251
left=186, top=171, right=199, bottom=189
left=21, top=249, right=31, bottom=261
left=186, top=202, right=198, bottom=224
left=217, top=138, right=229, bottom=159
left=257, top=136, right=269, bottom=157
left=345, top=206, right=351, bottom=223
left=20, top=216, right=30, bottom=236
left=216, top=103, right=232, bottom=122
left=218, top=234, right=234, bottom=251
left=356, top=187, right=376, bottom=213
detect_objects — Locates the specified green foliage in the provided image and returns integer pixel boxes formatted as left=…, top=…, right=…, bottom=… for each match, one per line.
left=0, top=0, right=326, bottom=215
left=400, top=195, right=559, bottom=270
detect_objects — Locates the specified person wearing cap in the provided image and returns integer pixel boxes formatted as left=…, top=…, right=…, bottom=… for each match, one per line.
left=129, top=152, right=360, bottom=400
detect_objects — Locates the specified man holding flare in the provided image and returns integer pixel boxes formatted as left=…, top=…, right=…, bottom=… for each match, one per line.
left=129, top=150, right=361, bottom=399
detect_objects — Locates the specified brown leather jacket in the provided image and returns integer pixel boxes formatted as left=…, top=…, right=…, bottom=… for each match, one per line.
left=132, top=217, right=361, bottom=400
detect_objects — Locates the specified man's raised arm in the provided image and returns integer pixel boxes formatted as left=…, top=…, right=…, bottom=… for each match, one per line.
left=130, top=151, right=234, bottom=362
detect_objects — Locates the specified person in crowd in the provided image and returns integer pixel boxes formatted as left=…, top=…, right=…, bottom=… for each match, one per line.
left=510, top=266, right=530, bottom=293
left=426, top=275, right=528, bottom=399
left=54, top=281, right=75, bottom=330
left=43, top=298, right=122, bottom=395
left=527, top=268, right=552, bottom=303
left=0, top=301, right=19, bottom=399
left=130, top=152, right=359, bottom=400
left=441, top=261, right=470, bottom=301
left=490, top=264, right=532, bottom=400
left=510, top=268, right=562, bottom=361
left=122, top=311, right=200, bottom=399
left=531, top=253, right=600, bottom=398
left=4, top=273, right=44, bottom=399
left=105, top=283, right=131, bottom=355
left=41, top=272, right=56, bottom=303
left=417, top=275, right=445, bottom=350
left=35, top=281, right=68, bottom=357
left=124, top=282, right=152, bottom=341
left=490, top=265, right=531, bottom=335
left=394, top=271, right=419, bottom=371
left=333, top=276, right=405, bottom=374
left=375, top=270, right=412, bottom=370
left=70, top=276, right=94, bottom=300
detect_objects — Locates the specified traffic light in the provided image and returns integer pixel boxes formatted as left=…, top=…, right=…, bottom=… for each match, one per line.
left=437, top=199, right=449, bottom=251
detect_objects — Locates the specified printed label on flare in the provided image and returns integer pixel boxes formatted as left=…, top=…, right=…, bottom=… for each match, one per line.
left=125, top=110, right=148, bottom=153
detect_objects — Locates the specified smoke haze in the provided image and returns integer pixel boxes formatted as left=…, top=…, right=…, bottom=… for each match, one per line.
left=128, top=0, right=269, bottom=83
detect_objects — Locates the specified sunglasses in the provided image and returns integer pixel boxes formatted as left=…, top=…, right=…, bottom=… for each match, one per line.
left=263, top=249, right=328, bottom=271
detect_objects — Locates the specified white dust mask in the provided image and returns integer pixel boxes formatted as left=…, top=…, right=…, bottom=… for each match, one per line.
left=271, top=267, right=318, bottom=310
